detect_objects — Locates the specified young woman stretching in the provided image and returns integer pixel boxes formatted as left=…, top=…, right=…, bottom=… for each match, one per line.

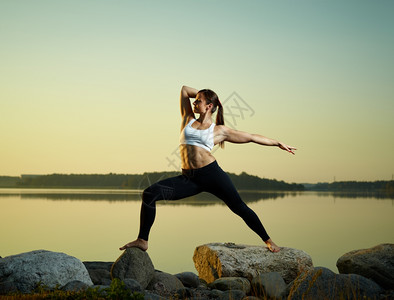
left=120, top=85, right=296, bottom=253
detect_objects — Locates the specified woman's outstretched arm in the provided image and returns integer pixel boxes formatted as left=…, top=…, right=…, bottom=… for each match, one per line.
left=180, top=85, right=198, bottom=128
left=216, top=126, right=296, bottom=155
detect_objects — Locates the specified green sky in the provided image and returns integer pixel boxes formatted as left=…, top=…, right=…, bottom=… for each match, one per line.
left=1, top=0, right=393, bottom=183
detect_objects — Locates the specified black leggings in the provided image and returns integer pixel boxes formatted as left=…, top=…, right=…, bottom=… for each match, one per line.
left=138, top=160, right=270, bottom=242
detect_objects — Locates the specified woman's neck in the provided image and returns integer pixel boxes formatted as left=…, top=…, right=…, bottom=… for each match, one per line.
left=197, top=113, right=213, bottom=124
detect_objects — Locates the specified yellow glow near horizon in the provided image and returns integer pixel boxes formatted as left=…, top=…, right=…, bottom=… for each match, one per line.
left=1, top=1, right=393, bottom=183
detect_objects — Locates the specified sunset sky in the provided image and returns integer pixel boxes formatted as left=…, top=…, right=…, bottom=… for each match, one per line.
left=1, top=0, right=393, bottom=183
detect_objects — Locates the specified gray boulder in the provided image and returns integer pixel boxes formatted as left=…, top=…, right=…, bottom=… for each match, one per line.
left=251, top=272, right=287, bottom=299
left=146, top=270, right=184, bottom=297
left=337, top=243, right=394, bottom=290
left=209, top=277, right=251, bottom=293
left=286, top=267, right=383, bottom=300
left=110, top=247, right=155, bottom=290
left=83, top=261, right=113, bottom=285
left=0, top=250, right=93, bottom=294
left=193, top=242, right=313, bottom=284
left=175, top=271, right=200, bottom=288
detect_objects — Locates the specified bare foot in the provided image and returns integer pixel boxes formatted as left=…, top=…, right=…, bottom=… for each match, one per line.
left=119, top=238, right=148, bottom=251
left=265, top=238, right=281, bottom=253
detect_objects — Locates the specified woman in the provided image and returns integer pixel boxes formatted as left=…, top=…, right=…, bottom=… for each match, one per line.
left=120, top=85, right=296, bottom=253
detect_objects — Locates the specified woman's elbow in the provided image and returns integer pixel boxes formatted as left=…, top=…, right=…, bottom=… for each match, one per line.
left=247, top=133, right=255, bottom=142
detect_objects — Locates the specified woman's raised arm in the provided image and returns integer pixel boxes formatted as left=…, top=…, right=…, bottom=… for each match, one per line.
left=180, top=85, right=198, bottom=127
left=216, top=126, right=297, bottom=155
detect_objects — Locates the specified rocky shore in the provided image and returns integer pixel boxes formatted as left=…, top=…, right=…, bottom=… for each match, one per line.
left=0, top=243, right=393, bottom=299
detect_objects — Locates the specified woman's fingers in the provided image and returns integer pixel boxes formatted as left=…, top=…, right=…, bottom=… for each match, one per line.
left=280, top=143, right=296, bottom=154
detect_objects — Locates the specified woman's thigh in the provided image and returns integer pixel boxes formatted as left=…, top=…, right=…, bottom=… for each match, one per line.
left=144, top=174, right=203, bottom=201
left=202, top=167, right=244, bottom=208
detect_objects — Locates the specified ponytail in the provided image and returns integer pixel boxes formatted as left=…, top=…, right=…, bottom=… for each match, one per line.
left=198, top=89, right=225, bottom=149
left=216, top=100, right=225, bottom=148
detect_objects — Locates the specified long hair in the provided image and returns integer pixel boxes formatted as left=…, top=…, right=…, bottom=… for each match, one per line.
left=198, top=89, right=225, bottom=148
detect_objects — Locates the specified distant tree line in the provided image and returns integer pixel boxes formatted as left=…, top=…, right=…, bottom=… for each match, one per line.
left=227, top=172, right=304, bottom=191
left=0, top=172, right=304, bottom=191
left=0, top=176, right=19, bottom=187
left=309, top=180, right=394, bottom=194
left=4, top=174, right=393, bottom=194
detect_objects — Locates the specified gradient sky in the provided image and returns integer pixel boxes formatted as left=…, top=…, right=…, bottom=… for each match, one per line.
left=1, top=0, right=393, bottom=183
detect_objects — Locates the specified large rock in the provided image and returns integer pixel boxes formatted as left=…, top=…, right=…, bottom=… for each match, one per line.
left=286, top=267, right=383, bottom=300
left=193, top=243, right=313, bottom=284
left=336, top=243, right=394, bottom=290
left=110, top=247, right=155, bottom=289
left=0, top=250, right=93, bottom=294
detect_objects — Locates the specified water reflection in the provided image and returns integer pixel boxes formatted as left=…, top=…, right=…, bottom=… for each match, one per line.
left=315, top=191, right=394, bottom=199
left=1, top=189, right=393, bottom=274
left=0, top=189, right=300, bottom=205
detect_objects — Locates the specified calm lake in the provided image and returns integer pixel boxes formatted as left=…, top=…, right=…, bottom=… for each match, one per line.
left=1, top=189, right=393, bottom=274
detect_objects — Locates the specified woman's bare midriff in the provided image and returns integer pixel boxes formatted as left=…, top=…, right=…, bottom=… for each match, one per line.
left=179, top=144, right=216, bottom=169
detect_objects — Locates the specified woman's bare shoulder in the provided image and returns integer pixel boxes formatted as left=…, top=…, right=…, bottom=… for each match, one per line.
left=181, top=115, right=195, bottom=130
left=214, top=124, right=229, bottom=133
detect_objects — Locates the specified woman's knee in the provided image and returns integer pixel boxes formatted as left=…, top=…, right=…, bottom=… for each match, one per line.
left=228, top=200, right=251, bottom=216
left=142, top=186, right=157, bottom=205
left=142, top=182, right=172, bottom=204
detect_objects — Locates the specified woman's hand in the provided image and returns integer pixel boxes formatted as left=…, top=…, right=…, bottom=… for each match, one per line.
left=278, top=142, right=297, bottom=155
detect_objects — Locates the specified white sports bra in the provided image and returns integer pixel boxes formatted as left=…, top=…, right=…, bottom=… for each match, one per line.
left=180, top=119, right=215, bottom=151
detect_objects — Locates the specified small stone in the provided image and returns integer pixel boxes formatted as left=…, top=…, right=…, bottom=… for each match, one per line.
left=209, top=277, right=251, bottom=293
left=251, top=272, right=287, bottom=299
left=210, top=289, right=224, bottom=297
left=219, top=289, right=246, bottom=300
left=175, top=271, right=200, bottom=288
left=192, top=286, right=216, bottom=299
left=83, top=261, right=113, bottom=285
left=143, top=291, right=167, bottom=300
left=146, top=270, right=184, bottom=297
left=175, top=287, right=194, bottom=299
